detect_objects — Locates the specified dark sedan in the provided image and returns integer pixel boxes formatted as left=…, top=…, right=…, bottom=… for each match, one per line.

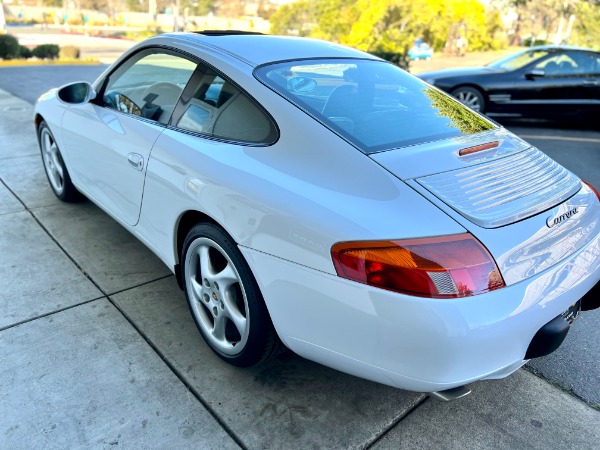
left=417, top=46, right=600, bottom=123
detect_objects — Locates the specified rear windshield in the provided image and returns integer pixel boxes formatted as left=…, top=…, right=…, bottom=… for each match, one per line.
left=254, top=58, right=496, bottom=153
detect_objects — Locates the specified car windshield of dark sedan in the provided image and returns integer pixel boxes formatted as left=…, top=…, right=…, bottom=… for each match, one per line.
left=487, top=49, right=550, bottom=71
left=255, top=59, right=496, bottom=153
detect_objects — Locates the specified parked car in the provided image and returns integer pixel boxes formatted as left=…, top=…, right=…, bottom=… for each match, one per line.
left=417, top=45, right=600, bottom=121
left=408, top=43, right=433, bottom=61
left=35, top=32, right=600, bottom=400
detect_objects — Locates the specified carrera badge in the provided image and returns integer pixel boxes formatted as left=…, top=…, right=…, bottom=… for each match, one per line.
left=546, top=207, right=579, bottom=229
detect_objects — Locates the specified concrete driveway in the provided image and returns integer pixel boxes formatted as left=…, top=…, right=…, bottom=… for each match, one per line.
left=1, top=85, right=599, bottom=449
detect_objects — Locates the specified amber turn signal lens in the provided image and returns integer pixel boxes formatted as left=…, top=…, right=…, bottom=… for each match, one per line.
left=331, top=234, right=505, bottom=298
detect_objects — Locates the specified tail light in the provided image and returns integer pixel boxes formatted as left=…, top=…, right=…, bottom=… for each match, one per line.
left=583, top=181, right=600, bottom=201
left=331, top=233, right=505, bottom=298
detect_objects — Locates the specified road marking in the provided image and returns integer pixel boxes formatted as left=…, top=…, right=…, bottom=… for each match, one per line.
left=518, top=134, right=600, bottom=144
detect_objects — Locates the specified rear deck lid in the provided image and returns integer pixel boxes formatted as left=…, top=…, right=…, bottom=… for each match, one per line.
left=371, top=129, right=581, bottom=229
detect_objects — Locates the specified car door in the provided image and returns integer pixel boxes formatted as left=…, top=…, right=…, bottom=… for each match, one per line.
left=573, top=51, right=600, bottom=117
left=139, top=60, right=279, bottom=247
left=60, top=49, right=197, bottom=226
left=510, top=51, right=593, bottom=119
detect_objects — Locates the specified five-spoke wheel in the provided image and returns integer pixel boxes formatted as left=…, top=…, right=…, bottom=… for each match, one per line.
left=182, top=223, right=279, bottom=367
left=451, top=87, right=485, bottom=113
left=38, top=120, right=83, bottom=202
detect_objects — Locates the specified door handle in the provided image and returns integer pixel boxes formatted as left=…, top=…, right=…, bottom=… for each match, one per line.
left=127, top=153, right=144, bottom=171
left=582, top=80, right=599, bottom=85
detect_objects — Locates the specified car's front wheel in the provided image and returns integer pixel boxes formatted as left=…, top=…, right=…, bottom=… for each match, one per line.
left=38, top=120, right=83, bottom=202
left=451, top=86, right=485, bottom=113
left=182, top=223, right=280, bottom=367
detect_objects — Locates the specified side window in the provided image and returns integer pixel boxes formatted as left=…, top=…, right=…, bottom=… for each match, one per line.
left=534, top=52, right=588, bottom=76
left=175, top=64, right=277, bottom=144
left=568, top=53, right=600, bottom=75
left=103, top=51, right=196, bottom=124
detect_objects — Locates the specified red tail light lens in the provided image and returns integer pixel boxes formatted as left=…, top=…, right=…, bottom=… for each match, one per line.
left=583, top=181, right=600, bottom=201
left=458, top=141, right=499, bottom=156
left=331, top=234, right=505, bottom=298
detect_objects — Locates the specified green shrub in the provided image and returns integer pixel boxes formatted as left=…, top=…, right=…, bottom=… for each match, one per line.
left=6, top=18, right=36, bottom=25
left=19, top=45, right=33, bottom=59
left=370, top=51, right=410, bottom=71
left=59, top=45, right=81, bottom=59
left=32, top=44, right=60, bottom=60
left=0, top=34, right=20, bottom=60
left=124, top=26, right=162, bottom=41
left=522, top=37, right=549, bottom=46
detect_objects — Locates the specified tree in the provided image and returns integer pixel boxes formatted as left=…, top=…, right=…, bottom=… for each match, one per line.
left=125, top=0, right=146, bottom=13
left=572, top=0, right=600, bottom=48
left=270, top=0, right=316, bottom=36
left=270, top=0, right=505, bottom=63
left=182, top=0, right=213, bottom=16
left=217, top=0, right=246, bottom=17
left=124, top=0, right=213, bottom=16
left=257, top=0, right=277, bottom=20
left=497, top=0, right=598, bottom=47
left=311, top=0, right=358, bottom=42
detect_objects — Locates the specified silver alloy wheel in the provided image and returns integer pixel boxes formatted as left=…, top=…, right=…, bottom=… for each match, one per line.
left=40, top=127, right=65, bottom=195
left=184, top=237, right=250, bottom=355
left=454, top=90, right=482, bottom=112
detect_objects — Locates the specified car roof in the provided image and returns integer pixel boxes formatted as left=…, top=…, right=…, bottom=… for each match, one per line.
left=154, top=32, right=378, bottom=67
left=524, top=44, right=596, bottom=53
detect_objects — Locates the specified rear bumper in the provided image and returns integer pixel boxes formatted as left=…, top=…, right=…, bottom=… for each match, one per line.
left=581, top=280, right=600, bottom=311
left=525, top=314, right=571, bottom=360
left=241, top=230, right=600, bottom=393
left=525, top=281, right=599, bottom=360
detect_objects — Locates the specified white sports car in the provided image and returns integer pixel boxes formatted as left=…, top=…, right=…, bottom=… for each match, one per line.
left=35, top=31, right=600, bottom=400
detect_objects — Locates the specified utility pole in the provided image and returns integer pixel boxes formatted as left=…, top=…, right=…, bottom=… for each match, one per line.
left=0, top=0, right=7, bottom=35
left=564, top=14, right=575, bottom=44
left=173, top=0, right=180, bottom=32
left=149, top=0, right=157, bottom=25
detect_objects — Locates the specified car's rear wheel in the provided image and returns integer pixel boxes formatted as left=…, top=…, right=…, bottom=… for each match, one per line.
left=451, top=87, right=485, bottom=113
left=38, top=120, right=83, bottom=202
left=182, top=223, right=280, bottom=367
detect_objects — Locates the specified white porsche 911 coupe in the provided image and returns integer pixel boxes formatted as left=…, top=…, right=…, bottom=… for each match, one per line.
left=35, top=31, right=599, bottom=400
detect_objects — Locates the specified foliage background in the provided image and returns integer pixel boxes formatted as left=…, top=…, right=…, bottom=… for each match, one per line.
left=270, top=0, right=600, bottom=57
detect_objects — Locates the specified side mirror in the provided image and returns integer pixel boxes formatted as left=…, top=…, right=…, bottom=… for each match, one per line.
left=57, top=81, right=96, bottom=104
left=525, top=69, right=545, bottom=80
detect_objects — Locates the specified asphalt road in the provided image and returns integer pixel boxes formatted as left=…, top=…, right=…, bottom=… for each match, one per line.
left=0, top=65, right=108, bottom=104
left=1, top=64, right=599, bottom=407
left=504, top=123, right=600, bottom=406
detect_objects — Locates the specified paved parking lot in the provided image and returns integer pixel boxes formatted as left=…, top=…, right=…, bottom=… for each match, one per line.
left=1, top=67, right=600, bottom=448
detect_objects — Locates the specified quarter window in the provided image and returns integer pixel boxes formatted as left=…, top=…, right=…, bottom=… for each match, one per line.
left=175, top=65, right=277, bottom=144
left=102, top=51, right=196, bottom=124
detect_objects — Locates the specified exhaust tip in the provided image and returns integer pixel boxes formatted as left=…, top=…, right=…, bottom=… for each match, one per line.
left=429, top=385, right=472, bottom=401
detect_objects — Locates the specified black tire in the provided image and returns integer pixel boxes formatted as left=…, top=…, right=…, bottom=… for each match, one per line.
left=451, top=86, right=485, bottom=113
left=37, top=120, right=84, bottom=202
left=181, top=223, right=280, bottom=367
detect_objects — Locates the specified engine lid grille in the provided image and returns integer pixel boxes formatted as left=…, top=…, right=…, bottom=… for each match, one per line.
left=416, top=147, right=581, bottom=228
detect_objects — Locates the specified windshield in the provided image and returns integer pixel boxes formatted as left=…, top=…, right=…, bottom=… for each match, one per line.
left=255, top=59, right=496, bottom=154
left=487, top=49, right=550, bottom=71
